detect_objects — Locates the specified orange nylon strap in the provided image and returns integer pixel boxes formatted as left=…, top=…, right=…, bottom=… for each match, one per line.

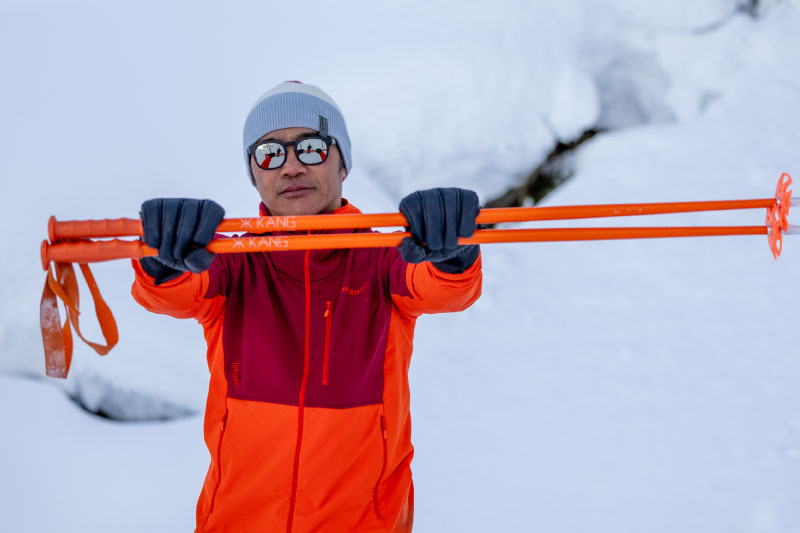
left=40, top=265, right=73, bottom=378
left=39, top=261, right=119, bottom=378
left=74, top=263, right=119, bottom=355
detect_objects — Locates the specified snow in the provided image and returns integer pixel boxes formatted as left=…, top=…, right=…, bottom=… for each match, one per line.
left=1, top=0, right=799, bottom=531
left=0, top=375, right=205, bottom=532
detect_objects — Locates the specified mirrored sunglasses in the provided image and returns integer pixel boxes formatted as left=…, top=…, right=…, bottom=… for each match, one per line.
left=248, top=135, right=337, bottom=170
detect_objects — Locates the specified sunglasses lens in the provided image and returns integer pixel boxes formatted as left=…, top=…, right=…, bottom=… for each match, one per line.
left=254, top=142, right=286, bottom=169
left=296, top=138, right=329, bottom=165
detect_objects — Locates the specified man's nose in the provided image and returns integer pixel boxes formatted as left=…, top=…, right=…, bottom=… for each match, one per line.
left=281, top=147, right=306, bottom=176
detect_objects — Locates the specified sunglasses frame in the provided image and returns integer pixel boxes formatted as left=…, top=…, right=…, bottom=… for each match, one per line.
left=247, top=134, right=338, bottom=170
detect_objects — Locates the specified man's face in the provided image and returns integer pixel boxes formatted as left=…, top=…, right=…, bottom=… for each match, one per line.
left=250, top=127, right=347, bottom=216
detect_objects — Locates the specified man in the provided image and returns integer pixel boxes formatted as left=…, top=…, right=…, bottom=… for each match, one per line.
left=132, top=81, right=482, bottom=532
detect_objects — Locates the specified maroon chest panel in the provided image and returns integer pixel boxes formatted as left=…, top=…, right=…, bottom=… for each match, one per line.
left=205, top=242, right=410, bottom=408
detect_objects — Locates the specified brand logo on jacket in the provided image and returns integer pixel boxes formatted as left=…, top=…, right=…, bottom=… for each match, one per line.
left=340, top=281, right=368, bottom=296
left=232, top=362, right=240, bottom=388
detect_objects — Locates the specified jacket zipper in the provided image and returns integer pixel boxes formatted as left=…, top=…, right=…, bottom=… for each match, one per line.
left=322, top=300, right=332, bottom=385
left=286, top=249, right=312, bottom=533
left=200, top=411, right=228, bottom=532
left=373, top=413, right=389, bottom=523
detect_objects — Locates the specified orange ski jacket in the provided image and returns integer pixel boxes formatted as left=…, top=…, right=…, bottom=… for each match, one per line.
left=131, top=201, right=482, bottom=532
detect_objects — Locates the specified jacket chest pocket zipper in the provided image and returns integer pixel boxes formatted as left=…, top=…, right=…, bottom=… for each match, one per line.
left=322, top=300, right=332, bottom=386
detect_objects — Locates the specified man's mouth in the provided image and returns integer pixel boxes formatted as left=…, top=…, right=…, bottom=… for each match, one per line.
left=279, top=185, right=314, bottom=197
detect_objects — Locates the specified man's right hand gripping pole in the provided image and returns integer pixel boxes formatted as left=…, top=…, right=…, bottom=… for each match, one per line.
left=139, top=198, right=225, bottom=285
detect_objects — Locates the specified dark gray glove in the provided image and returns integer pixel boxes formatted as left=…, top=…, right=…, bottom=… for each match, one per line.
left=139, top=198, right=225, bottom=284
left=398, top=188, right=480, bottom=274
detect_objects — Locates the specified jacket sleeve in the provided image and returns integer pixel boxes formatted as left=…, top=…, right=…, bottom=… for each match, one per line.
left=130, top=259, right=225, bottom=325
left=387, top=249, right=482, bottom=318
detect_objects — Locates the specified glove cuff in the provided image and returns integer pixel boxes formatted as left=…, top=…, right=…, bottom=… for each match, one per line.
left=139, top=257, right=184, bottom=286
left=431, top=245, right=480, bottom=274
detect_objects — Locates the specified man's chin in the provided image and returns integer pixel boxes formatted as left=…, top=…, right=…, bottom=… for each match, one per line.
left=266, top=198, right=323, bottom=217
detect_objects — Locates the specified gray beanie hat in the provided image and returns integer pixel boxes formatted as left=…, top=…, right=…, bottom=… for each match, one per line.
left=243, top=81, right=352, bottom=185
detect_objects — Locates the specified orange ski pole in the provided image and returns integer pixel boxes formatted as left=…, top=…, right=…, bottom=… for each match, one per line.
left=41, top=224, right=790, bottom=269
left=47, top=198, right=781, bottom=240
left=46, top=172, right=794, bottom=242
left=38, top=222, right=793, bottom=379
left=41, top=173, right=795, bottom=266
left=38, top=173, right=795, bottom=378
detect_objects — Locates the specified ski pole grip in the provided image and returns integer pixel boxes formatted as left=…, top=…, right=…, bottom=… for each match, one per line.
left=41, top=239, right=155, bottom=270
left=48, top=216, right=144, bottom=242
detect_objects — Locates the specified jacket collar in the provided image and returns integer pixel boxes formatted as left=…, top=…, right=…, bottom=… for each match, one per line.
left=258, top=198, right=362, bottom=218
left=255, top=199, right=366, bottom=237
left=252, top=199, right=367, bottom=281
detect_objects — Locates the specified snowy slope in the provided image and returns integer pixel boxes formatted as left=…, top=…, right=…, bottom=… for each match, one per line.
left=1, top=0, right=799, bottom=532
left=0, top=375, right=205, bottom=532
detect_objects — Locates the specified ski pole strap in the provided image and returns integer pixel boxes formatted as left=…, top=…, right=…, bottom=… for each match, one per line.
left=40, top=261, right=119, bottom=378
